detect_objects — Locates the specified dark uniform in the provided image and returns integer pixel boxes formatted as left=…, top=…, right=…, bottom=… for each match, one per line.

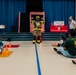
left=63, top=37, right=76, bottom=56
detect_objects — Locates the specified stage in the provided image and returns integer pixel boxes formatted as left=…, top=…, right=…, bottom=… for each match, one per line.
left=0, top=32, right=65, bottom=41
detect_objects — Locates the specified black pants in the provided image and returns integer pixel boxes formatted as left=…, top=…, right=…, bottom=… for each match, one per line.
left=70, top=29, right=74, bottom=32
left=70, top=29, right=76, bottom=35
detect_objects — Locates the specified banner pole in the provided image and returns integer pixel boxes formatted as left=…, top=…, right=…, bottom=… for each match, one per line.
left=18, top=11, right=20, bottom=33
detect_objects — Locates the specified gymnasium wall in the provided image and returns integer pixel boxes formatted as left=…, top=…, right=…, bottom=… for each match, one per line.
left=0, top=0, right=75, bottom=32
left=0, top=0, right=26, bottom=32
left=43, top=0, right=75, bottom=32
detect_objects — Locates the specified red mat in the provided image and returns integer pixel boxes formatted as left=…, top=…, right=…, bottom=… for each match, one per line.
left=3, top=45, right=20, bottom=48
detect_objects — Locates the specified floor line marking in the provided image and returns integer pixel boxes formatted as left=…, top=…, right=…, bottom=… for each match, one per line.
left=35, top=44, right=41, bottom=75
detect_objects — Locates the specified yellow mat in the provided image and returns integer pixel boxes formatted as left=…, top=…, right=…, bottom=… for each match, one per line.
left=0, top=51, right=13, bottom=57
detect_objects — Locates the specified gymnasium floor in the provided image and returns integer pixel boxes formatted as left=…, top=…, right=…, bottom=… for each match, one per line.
left=0, top=41, right=76, bottom=75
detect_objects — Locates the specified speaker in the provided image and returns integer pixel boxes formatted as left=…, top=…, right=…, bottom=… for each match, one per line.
left=11, top=26, right=16, bottom=32
left=6, top=38, right=11, bottom=41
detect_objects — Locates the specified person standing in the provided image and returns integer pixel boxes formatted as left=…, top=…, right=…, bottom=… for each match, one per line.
left=31, top=16, right=44, bottom=44
left=68, top=16, right=76, bottom=32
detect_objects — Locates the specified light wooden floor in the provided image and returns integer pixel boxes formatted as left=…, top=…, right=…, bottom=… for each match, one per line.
left=0, top=41, right=76, bottom=75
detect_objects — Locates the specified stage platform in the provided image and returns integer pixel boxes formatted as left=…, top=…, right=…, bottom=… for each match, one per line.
left=0, top=32, right=65, bottom=41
